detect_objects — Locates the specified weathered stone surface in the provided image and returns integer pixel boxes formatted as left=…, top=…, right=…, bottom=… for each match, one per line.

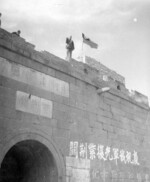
left=0, top=28, right=150, bottom=182
left=0, top=57, right=69, bottom=97
left=85, top=56, right=125, bottom=84
left=16, top=91, right=53, bottom=118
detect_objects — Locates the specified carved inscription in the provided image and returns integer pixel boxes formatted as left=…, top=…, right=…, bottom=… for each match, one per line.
left=16, top=91, right=52, bottom=118
left=69, top=141, right=140, bottom=166
left=0, top=57, right=69, bottom=97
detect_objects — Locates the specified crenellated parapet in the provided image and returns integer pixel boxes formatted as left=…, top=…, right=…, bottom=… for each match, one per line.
left=85, top=56, right=125, bottom=84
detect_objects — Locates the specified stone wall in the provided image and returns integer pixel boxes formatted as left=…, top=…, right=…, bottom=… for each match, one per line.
left=0, top=28, right=150, bottom=182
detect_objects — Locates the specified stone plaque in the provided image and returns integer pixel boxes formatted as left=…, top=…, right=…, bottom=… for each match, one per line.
left=16, top=91, right=53, bottom=118
left=0, top=57, right=69, bottom=97
left=41, top=98, right=53, bottom=118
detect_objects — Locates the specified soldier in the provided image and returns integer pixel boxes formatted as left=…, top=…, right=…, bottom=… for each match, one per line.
left=66, top=36, right=75, bottom=61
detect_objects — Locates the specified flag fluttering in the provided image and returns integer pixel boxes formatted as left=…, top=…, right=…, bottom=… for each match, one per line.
left=82, top=33, right=98, bottom=49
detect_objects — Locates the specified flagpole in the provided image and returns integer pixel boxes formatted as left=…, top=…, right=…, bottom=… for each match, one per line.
left=82, top=39, right=83, bottom=52
left=81, top=39, right=85, bottom=63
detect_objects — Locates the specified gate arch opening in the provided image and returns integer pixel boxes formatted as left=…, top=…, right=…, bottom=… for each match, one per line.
left=0, top=140, right=58, bottom=182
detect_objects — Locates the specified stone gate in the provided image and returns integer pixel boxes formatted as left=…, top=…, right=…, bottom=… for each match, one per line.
left=0, top=28, right=150, bottom=182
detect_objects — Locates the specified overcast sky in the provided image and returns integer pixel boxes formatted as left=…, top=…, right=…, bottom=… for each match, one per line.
left=0, top=0, right=150, bottom=100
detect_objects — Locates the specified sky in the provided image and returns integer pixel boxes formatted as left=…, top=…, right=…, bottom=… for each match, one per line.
left=0, top=0, right=150, bottom=101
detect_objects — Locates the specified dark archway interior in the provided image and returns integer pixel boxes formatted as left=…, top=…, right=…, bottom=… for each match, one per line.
left=0, top=140, right=58, bottom=182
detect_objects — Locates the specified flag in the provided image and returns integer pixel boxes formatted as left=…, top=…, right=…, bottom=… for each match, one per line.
left=82, top=33, right=98, bottom=49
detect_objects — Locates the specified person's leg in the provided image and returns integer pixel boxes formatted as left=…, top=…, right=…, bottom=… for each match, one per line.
left=70, top=51, right=72, bottom=59
left=66, top=49, right=69, bottom=61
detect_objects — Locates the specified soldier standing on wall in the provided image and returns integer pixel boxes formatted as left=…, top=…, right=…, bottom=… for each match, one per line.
left=66, top=36, right=75, bottom=61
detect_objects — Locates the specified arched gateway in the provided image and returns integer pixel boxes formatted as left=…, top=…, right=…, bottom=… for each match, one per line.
left=0, top=133, right=65, bottom=182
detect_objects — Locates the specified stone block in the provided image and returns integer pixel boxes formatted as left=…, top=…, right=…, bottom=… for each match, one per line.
left=0, top=38, right=12, bottom=49
left=53, top=102, right=70, bottom=113
left=66, top=167, right=90, bottom=181
left=50, top=93, right=70, bottom=105
left=97, top=115, right=112, bottom=125
left=16, top=90, right=53, bottom=119
left=52, top=128, right=69, bottom=139
left=103, top=123, right=114, bottom=133
left=66, top=157, right=90, bottom=169
left=0, top=105, right=16, bottom=119
left=53, top=109, right=70, bottom=122
left=55, top=70, right=71, bottom=83
left=92, top=121, right=103, bottom=130
left=0, top=56, right=69, bottom=97
left=111, top=119, right=122, bottom=129
left=0, top=95, right=15, bottom=109
left=57, top=119, right=70, bottom=130
left=69, top=83, right=81, bottom=93
left=104, top=92, right=121, bottom=102
left=104, top=97, right=121, bottom=108
left=53, top=136, right=69, bottom=154
left=99, top=101, right=111, bottom=111
left=111, top=107, right=126, bottom=117
left=125, top=112, right=135, bottom=120
left=107, top=132, right=117, bottom=140
left=41, top=98, right=53, bottom=118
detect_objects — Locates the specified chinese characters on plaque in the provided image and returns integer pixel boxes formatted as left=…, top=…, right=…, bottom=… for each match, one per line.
left=69, top=141, right=140, bottom=166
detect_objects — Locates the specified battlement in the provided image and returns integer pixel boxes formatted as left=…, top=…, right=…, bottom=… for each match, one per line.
left=0, top=28, right=149, bottom=108
left=85, top=56, right=125, bottom=84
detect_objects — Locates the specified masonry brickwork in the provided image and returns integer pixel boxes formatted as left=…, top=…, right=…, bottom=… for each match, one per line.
left=0, top=28, right=150, bottom=182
